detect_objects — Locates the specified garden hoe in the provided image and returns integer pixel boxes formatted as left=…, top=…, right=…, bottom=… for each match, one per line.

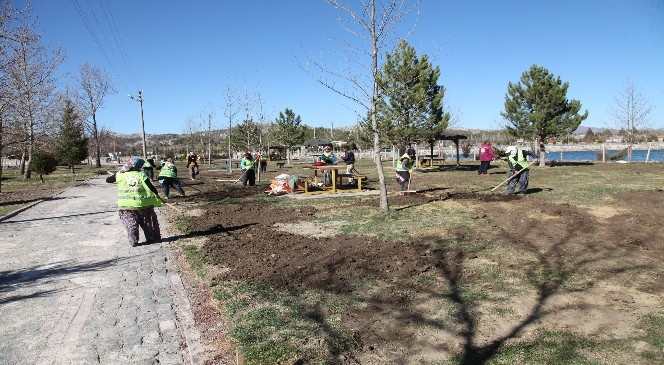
left=400, top=169, right=418, bottom=196
left=489, top=161, right=538, bottom=192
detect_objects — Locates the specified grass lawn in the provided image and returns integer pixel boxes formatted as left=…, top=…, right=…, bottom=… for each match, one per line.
left=166, top=159, right=664, bottom=364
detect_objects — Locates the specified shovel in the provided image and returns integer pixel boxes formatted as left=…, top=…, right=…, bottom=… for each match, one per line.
left=490, top=161, right=537, bottom=192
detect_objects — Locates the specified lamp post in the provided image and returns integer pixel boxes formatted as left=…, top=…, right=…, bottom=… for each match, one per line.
left=129, top=90, right=147, bottom=158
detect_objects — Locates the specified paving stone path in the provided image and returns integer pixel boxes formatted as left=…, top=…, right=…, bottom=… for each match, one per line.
left=0, top=177, right=199, bottom=364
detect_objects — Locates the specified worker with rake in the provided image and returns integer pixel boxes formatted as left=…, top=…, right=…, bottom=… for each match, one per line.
left=240, top=152, right=256, bottom=186
left=106, top=156, right=164, bottom=247
left=395, top=153, right=414, bottom=191
left=158, top=157, right=186, bottom=199
left=505, top=146, right=536, bottom=194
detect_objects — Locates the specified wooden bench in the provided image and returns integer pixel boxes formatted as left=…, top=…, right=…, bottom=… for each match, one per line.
left=337, top=173, right=367, bottom=191
left=276, top=162, right=286, bottom=169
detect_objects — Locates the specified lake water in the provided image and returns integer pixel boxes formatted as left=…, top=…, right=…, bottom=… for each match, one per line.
left=440, top=149, right=664, bottom=162
left=545, top=149, right=664, bottom=162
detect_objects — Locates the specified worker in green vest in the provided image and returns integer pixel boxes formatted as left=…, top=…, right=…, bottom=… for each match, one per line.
left=106, top=156, right=164, bottom=247
left=240, top=152, right=256, bottom=186
left=158, top=157, right=186, bottom=198
left=506, top=146, right=536, bottom=194
left=395, top=153, right=413, bottom=191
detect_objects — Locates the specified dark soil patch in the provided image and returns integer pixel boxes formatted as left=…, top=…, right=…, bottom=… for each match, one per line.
left=440, top=191, right=521, bottom=202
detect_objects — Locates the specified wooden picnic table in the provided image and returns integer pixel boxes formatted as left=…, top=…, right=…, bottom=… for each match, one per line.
left=302, top=164, right=366, bottom=193
left=303, top=164, right=341, bottom=193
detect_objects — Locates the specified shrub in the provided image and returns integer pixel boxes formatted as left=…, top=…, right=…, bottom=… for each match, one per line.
left=31, top=151, right=58, bottom=183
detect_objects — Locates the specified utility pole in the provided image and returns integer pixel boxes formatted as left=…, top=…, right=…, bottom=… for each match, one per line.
left=129, top=90, right=147, bottom=158
left=207, top=113, right=212, bottom=166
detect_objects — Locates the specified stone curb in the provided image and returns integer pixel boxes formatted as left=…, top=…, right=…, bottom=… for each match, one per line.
left=0, top=176, right=96, bottom=223
left=0, top=198, right=45, bottom=222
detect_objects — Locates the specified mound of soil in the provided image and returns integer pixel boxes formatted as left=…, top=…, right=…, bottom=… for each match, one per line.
left=204, top=229, right=430, bottom=293
left=191, top=202, right=431, bottom=293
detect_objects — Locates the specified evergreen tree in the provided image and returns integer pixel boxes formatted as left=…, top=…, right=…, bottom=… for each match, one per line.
left=55, top=100, right=89, bottom=173
left=502, top=65, right=588, bottom=167
left=377, top=40, right=449, bottom=158
left=231, top=118, right=261, bottom=151
left=583, top=128, right=595, bottom=143
left=30, top=150, right=58, bottom=183
left=273, top=108, right=305, bottom=164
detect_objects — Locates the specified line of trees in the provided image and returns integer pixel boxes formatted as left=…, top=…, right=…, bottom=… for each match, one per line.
left=0, top=2, right=114, bottom=191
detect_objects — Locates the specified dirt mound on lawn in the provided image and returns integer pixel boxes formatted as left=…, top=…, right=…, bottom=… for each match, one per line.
left=188, top=202, right=431, bottom=293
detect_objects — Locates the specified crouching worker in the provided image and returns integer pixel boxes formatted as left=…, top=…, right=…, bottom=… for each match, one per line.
left=395, top=154, right=413, bottom=191
left=240, top=152, right=256, bottom=186
left=506, top=146, right=536, bottom=194
left=158, top=158, right=186, bottom=198
left=106, top=157, right=163, bottom=247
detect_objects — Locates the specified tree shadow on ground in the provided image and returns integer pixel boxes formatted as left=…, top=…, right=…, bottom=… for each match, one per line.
left=0, top=196, right=80, bottom=207
left=251, top=200, right=649, bottom=364
left=0, top=258, right=122, bottom=305
left=0, top=209, right=117, bottom=224
left=160, top=223, right=256, bottom=244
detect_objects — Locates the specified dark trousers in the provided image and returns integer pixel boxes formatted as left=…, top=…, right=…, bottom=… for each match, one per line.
left=160, top=177, right=185, bottom=198
left=259, top=161, right=267, bottom=173
left=119, top=208, right=161, bottom=246
left=190, top=165, right=199, bottom=179
left=240, top=169, right=256, bottom=186
left=396, top=171, right=410, bottom=191
left=506, top=169, right=529, bottom=194
left=478, top=161, right=490, bottom=174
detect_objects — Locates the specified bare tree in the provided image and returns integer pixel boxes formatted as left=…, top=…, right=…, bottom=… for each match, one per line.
left=322, top=0, right=417, bottom=212
left=613, top=81, right=652, bottom=144
left=224, top=88, right=240, bottom=173
left=8, top=25, right=62, bottom=179
left=77, top=63, right=115, bottom=167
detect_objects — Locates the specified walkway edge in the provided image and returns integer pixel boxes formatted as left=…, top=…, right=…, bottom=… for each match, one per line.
left=0, top=177, right=94, bottom=223
left=165, top=244, right=204, bottom=365
left=0, top=199, right=44, bottom=222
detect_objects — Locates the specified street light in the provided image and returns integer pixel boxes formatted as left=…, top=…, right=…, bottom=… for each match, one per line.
left=129, top=90, right=147, bottom=158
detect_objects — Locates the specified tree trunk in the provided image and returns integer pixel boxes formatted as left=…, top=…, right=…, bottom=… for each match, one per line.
left=92, top=112, right=101, bottom=168
left=430, top=142, right=434, bottom=166
left=370, top=0, right=389, bottom=212
left=40, top=174, right=44, bottom=183
left=24, top=129, right=33, bottom=179
left=539, top=140, right=546, bottom=167
left=19, top=149, right=25, bottom=175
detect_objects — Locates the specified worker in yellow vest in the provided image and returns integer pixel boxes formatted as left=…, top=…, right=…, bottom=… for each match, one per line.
left=106, top=157, right=164, bottom=247
left=158, top=157, right=186, bottom=198
left=240, top=152, right=256, bottom=186
left=505, top=146, right=536, bottom=194
left=395, top=154, right=414, bottom=191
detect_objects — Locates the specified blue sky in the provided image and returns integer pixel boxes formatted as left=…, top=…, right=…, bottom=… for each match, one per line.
left=28, top=0, right=664, bottom=133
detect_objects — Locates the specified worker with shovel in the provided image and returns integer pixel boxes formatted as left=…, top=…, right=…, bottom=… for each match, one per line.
left=505, top=146, right=536, bottom=194
left=395, top=153, right=414, bottom=192
left=240, top=152, right=256, bottom=186
left=158, top=157, right=186, bottom=199
left=106, top=157, right=164, bottom=247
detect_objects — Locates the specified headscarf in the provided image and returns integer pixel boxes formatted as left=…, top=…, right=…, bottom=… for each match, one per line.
left=125, top=156, right=145, bottom=171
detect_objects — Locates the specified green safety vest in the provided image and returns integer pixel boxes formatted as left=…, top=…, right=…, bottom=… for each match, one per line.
left=117, top=171, right=162, bottom=209
left=241, top=158, right=255, bottom=170
left=158, top=163, right=177, bottom=178
left=396, top=159, right=413, bottom=172
left=508, top=149, right=530, bottom=170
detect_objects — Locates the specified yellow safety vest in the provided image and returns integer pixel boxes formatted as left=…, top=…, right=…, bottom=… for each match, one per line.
left=117, top=171, right=162, bottom=209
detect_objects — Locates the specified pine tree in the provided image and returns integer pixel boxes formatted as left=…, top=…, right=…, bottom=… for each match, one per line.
left=273, top=108, right=305, bottom=165
left=30, top=150, right=58, bottom=183
left=502, top=65, right=588, bottom=167
left=232, top=118, right=261, bottom=151
left=55, top=100, right=89, bottom=174
left=377, top=40, right=449, bottom=158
